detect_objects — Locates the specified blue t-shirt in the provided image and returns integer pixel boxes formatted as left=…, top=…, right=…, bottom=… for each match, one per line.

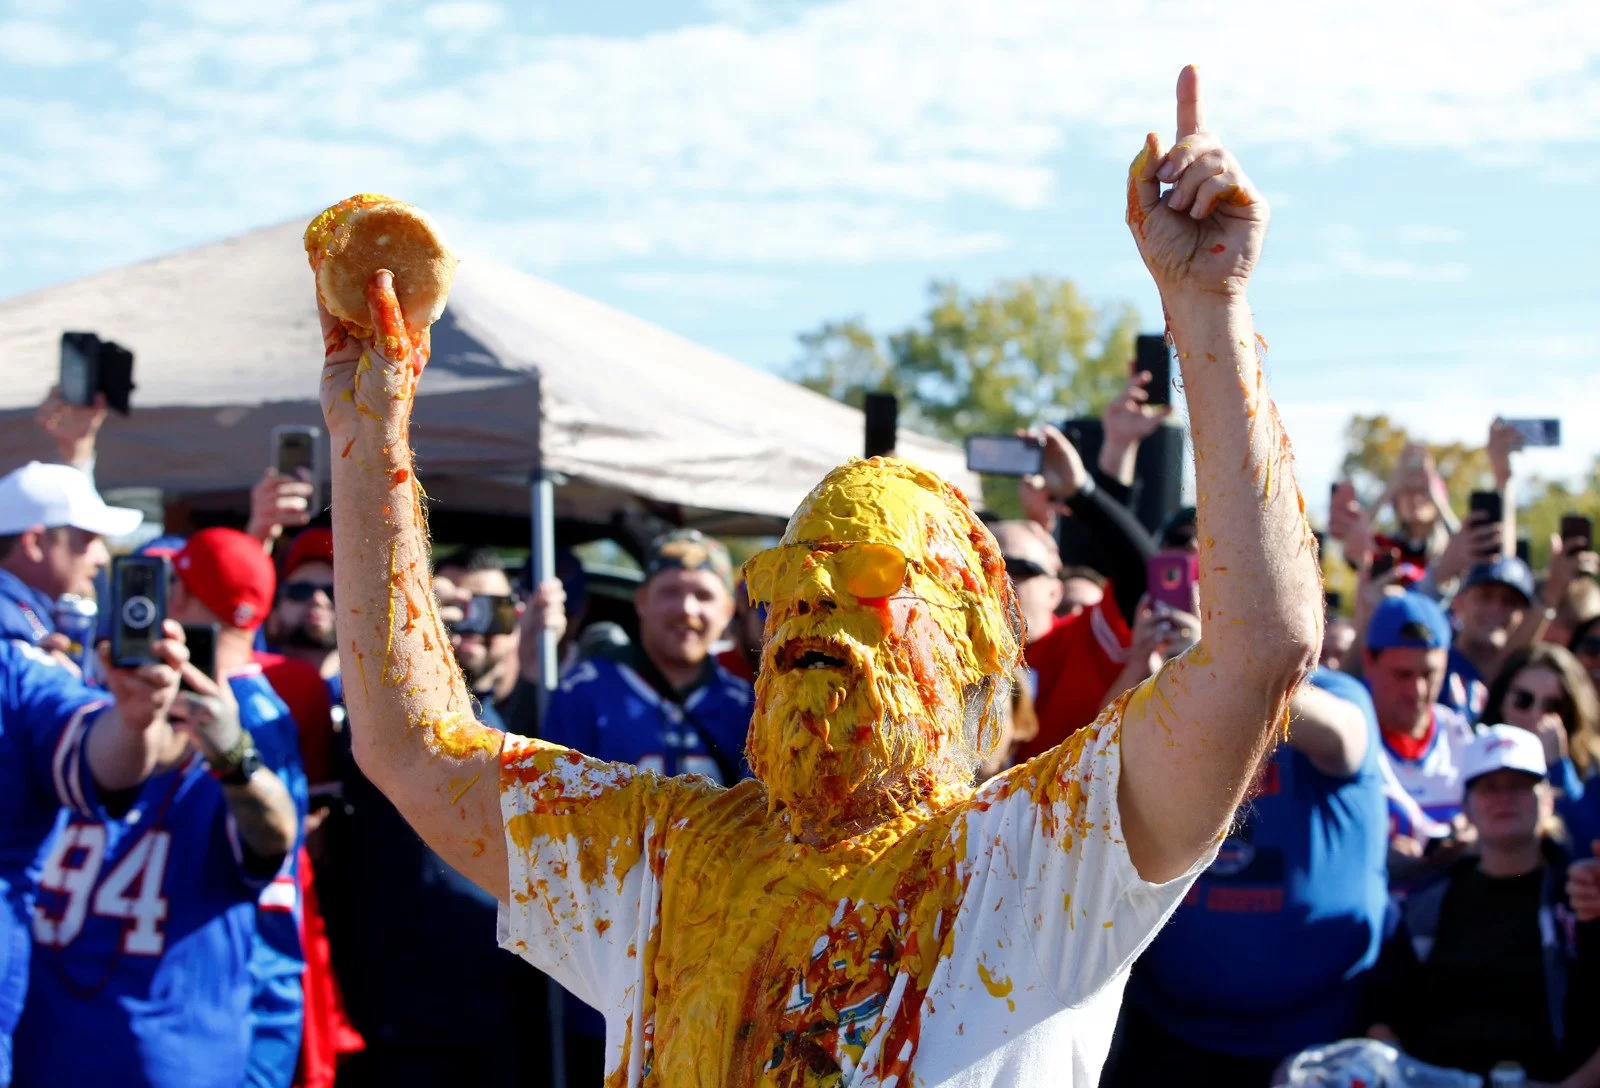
left=0, top=639, right=108, bottom=1084
left=1125, top=667, right=1390, bottom=1057
left=228, top=664, right=308, bottom=1086
left=16, top=751, right=267, bottom=1087
left=1441, top=648, right=1488, bottom=722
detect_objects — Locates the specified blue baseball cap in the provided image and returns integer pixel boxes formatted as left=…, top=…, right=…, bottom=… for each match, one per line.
left=1461, top=556, right=1536, bottom=605
left=1367, top=592, right=1453, bottom=653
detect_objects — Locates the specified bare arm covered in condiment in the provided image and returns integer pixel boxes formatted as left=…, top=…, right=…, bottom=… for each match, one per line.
left=318, top=275, right=511, bottom=900
left=1116, top=67, right=1322, bottom=884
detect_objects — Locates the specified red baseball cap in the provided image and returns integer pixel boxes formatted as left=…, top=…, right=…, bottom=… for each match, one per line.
left=174, top=527, right=276, bottom=632
left=283, top=528, right=334, bottom=579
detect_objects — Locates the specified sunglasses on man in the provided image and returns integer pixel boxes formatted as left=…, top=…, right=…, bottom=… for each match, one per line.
left=281, top=581, right=334, bottom=604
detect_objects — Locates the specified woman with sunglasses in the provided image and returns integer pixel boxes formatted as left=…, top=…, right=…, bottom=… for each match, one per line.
left=1482, top=644, right=1600, bottom=847
left=1570, top=615, right=1600, bottom=695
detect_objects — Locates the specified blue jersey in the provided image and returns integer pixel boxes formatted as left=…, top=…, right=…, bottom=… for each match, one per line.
left=541, top=648, right=753, bottom=784
left=0, top=639, right=108, bottom=1084
left=16, top=750, right=269, bottom=1087
left=1125, top=667, right=1390, bottom=1058
left=227, top=663, right=308, bottom=1088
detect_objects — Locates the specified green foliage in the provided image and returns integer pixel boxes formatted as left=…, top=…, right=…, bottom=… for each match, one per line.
left=789, top=276, right=1143, bottom=517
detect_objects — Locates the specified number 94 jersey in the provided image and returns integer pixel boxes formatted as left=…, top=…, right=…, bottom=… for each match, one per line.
left=16, top=752, right=269, bottom=1087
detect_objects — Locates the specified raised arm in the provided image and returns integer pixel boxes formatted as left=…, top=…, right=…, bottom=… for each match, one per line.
left=1116, top=67, right=1322, bottom=883
left=318, top=274, right=508, bottom=899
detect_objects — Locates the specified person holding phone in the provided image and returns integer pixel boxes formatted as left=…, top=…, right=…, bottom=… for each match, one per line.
left=163, top=529, right=310, bottom=1088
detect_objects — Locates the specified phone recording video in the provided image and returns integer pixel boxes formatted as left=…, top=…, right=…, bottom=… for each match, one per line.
left=1468, top=490, right=1503, bottom=527
left=1561, top=514, right=1593, bottom=550
left=1505, top=418, right=1561, bottom=448
left=450, top=595, right=519, bottom=637
left=965, top=435, right=1044, bottom=478
left=111, top=555, right=169, bottom=668
left=1135, top=333, right=1172, bottom=408
left=181, top=624, right=220, bottom=691
left=273, top=425, right=324, bottom=513
left=59, top=331, right=136, bottom=415
left=1146, top=551, right=1198, bottom=613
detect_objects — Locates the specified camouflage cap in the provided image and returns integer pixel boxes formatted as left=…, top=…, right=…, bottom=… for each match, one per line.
left=644, top=529, right=733, bottom=590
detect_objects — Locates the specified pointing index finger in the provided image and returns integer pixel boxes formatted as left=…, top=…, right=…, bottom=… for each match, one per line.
left=1176, top=64, right=1204, bottom=139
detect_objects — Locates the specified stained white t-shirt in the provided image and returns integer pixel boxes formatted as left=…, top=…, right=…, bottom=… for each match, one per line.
left=497, top=712, right=1209, bottom=1086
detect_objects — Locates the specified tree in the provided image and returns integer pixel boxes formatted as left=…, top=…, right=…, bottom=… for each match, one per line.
left=789, top=276, right=1143, bottom=517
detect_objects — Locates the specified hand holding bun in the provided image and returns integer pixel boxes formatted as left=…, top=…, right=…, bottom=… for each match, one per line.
left=304, top=194, right=456, bottom=334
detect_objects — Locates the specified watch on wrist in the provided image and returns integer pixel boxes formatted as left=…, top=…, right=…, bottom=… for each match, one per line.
left=207, top=729, right=261, bottom=786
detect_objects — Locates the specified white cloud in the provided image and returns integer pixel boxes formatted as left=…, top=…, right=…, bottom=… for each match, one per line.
left=421, top=2, right=504, bottom=33
left=0, top=19, right=112, bottom=66
left=1328, top=249, right=1470, bottom=281
left=1395, top=225, right=1466, bottom=245
left=618, top=270, right=792, bottom=301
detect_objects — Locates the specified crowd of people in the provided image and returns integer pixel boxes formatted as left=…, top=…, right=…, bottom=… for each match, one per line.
left=2, top=72, right=1597, bottom=1088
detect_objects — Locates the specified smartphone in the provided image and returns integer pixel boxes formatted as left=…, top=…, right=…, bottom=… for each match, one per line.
left=1561, top=515, right=1593, bottom=549
left=864, top=392, right=897, bottom=460
left=111, top=555, right=169, bottom=668
left=452, top=595, right=519, bottom=636
left=965, top=434, right=1044, bottom=477
left=272, top=425, right=323, bottom=512
left=1136, top=333, right=1172, bottom=408
left=59, top=332, right=98, bottom=407
left=58, top=332, right=135, bottom=414
left=1515, top=537, right=1531, bottom=565
left=1324, top=589, right=1344, bottom=613
left=181, top=623, right=219, bottom=690
left=1369, top=547, right=1400, bottom=580
left=1469, top=490, right=1503, bottom=526
left=1505, top=418, right=1561, bottom=448
left=1146, top=550, right=1198, bottom=613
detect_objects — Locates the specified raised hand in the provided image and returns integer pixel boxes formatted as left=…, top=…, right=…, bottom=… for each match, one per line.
left=1126, top=66, right=1268, bottom=300
left=318, top=270, right=432, bottom=449
left=1103, top=369, right=1172, bottom=447
left=246, top=467, right=315, bottom=545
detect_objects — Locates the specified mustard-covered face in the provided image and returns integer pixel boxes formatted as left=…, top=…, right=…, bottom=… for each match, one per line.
left=742, top=459, right=1022, bottom=818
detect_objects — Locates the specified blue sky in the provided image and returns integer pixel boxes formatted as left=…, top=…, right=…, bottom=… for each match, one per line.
left=4, top=0, right=1597, bottom=513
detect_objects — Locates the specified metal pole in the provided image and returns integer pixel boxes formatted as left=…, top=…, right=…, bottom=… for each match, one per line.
left=530, top=468, right=567, bottom=1088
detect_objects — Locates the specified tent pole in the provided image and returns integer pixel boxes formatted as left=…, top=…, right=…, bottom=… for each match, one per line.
left=530, top=466, right=568, bottom=1088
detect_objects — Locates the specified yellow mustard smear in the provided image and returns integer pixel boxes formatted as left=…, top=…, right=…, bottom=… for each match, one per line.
left=302, top=192, right=393, bottom=274
left=496, top=456, right=1125, bottom=1085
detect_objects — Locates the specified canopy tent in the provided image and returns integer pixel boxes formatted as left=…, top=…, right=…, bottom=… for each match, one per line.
left=0, top=220, right=979, bottom=536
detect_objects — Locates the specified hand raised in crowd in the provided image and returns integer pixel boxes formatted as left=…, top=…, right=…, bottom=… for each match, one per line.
left=99, top=619, right=191, bottom=731
left=35, top=384, right=107, bottom=468
left=1126, top=65, right=1268, bottom=300
left=1487, top=417, right=1526, bottom=491
left=1328, top=480, right=1373, bottom=563
left=1115, top=598, right=1201, bottom=696
left=1432, top=511, right=1503, bottom=585
left=166, top=665, right=245, bottom=764
left=1099, top=368, right=1172, bottom=486
left=1018, top=424, right=1088, bottom=531
left=1542, top=532, right=1600, bottom=609
left=516, top=578, right=568, bottom=680
left=246, top=467, right=316, bottom=546
left=1568, top=846, right=1600, bottom=923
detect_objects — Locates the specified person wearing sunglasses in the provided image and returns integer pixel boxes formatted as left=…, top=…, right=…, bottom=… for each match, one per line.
left=316, top=68, right=1321, bottom=1086
left=1570, top=616, right=1600, bottom=696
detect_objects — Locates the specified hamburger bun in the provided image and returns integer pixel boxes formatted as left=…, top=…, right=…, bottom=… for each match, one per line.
left=305, top=194, right=457, bottom=331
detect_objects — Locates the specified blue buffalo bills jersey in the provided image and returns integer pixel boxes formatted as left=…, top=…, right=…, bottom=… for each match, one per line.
left=0, top=639, right=108, bottom=1085
left=227, top=663, right=308, bottom=1088
left=541, top=645, right=753, bottom=784
left=16, top=750, right=268, bottom=1087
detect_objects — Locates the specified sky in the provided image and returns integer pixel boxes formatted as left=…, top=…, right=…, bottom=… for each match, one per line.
left=3, top=0, right=1598, bottom=515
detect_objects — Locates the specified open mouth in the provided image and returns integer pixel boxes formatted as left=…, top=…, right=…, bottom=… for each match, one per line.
left=776, top=637, right=852, bottom=672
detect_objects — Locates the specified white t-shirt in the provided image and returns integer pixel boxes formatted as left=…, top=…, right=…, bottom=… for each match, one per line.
left=498, top=713, right=1208, bottom=1086
left=1378, top=705, right=1478, bottom=837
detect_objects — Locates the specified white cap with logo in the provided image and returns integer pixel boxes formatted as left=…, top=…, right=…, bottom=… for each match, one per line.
left=1461, top=724, right=1548, bottom=787
left=0, top=462, right=142, bottom=538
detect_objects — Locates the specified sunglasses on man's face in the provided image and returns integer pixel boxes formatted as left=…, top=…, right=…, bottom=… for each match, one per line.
left=1002, top=556, right=1050, bottom=583
left=282, top=582, right=334, bottom=604
left=1508, top=687, right=1564, bottom=715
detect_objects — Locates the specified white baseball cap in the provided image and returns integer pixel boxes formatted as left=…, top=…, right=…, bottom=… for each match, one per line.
left=1461, top=724, right=1548, bottom=787
left=0, top=462, right=143, bottom=538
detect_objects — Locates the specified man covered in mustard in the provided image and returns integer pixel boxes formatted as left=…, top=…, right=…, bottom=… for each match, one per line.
left=314, top=68, right=1322, bottom=1087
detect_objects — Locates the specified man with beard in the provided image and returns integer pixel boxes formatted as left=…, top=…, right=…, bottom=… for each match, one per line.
left=265, top=529, right=340, bottom=683
left=315, top=67, right=1320, bottom=1085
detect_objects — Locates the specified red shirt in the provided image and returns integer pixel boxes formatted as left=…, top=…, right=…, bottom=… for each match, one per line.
left=253, top=651, right=336, bottom=786
left=1013, top=597, right=1132, bottom=762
